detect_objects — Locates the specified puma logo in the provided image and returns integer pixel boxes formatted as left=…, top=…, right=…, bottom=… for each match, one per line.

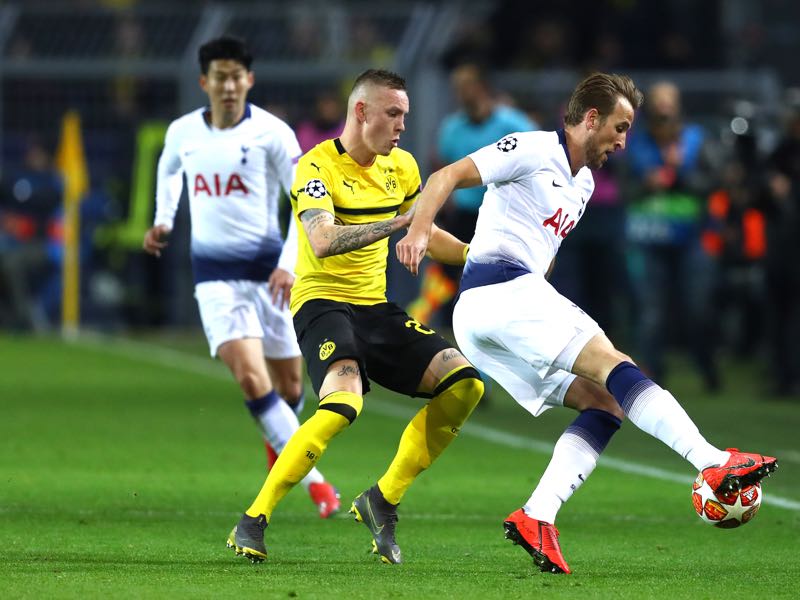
left=310, top=162, right=322, bottom=172
left=343, top=180, right=355, bottom=193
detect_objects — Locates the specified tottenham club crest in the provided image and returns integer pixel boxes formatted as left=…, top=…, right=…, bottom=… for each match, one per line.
left=305, top=179, right=328, bottom=198
left=496, top=136, right=518, bottom=153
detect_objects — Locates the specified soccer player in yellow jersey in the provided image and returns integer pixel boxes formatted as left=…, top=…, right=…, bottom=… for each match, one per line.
left=227, top=69, right=484, bottom=565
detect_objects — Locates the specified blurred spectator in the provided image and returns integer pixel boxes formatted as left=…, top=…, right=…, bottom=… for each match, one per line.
left=624, top=81, right=721, bottom=390
left=110, top=12, right=145, bottom=122
left=760, top=96, right=800, bottom=395
left=408, top=63, right=536, bottom=326
left=701, top=159, right=766, bottom=359
left=347, top=17, right=394, bottom=67
left=295, top=89, right=345, bottom=154
left=0, top=140, right=63, bottom=331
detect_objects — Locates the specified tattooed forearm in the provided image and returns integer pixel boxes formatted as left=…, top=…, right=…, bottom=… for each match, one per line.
left=441, top=348, right=460, bottom=361
left=302, top=207, right=408, bottom=257
left=328, top=220, right=397, bottom=255
left=337, top=364, right=360, bottom=378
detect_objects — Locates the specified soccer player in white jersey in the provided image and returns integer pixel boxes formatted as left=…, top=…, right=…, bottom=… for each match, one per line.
left=397, top=72, right=778, bottom=574
left=142, top=36, right=339, bottom=518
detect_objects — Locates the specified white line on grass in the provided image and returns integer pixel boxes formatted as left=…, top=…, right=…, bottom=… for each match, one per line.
left=75, top=333, right=800, bottom=512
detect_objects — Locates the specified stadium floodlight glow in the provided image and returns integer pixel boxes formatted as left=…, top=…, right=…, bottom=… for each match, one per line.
left=730, top=116, right=749, bottom=135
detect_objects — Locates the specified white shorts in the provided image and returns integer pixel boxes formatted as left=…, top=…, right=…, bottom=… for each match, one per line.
left=453, top=273, right=602, bottom=417
left=194, top=280, right=301, bottom=359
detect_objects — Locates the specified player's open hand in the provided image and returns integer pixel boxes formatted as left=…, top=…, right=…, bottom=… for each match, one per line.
left=268, top=267, right=294, bottom=309
left=396, top=228, right=430, bottom=276
left=143, top=224, right=171, bottom=257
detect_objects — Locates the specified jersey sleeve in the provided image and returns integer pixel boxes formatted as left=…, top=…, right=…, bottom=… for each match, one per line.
left=277, top=215, right=299, bottom=274
left=268, top=121, right=303, bottom=196
left=154, top=122, right=184, bottom=228
left=292, top=155, right=336, bottom=217
left=398, top=152, right=422, bottom=215
left=468, top=132, right=543, bottom=187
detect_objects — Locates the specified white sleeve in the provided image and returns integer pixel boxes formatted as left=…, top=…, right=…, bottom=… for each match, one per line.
left=272, top=122, right=302, bottom=274
left=468, top=132, right=543, bottom=186
left=270, top=122, right=303, bottom=195
left=154, top=123, right=184, bottom=229
left=277, top=216, right=299, bottom=274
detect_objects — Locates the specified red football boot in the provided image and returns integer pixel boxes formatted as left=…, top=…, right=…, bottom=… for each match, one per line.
left=264, top=442, right=278, bottom=470
left=503, top=509, right=571, bottom=574
left=309, top=482, right=341, bottom=519
left=702, top=448, right=778, bottom=494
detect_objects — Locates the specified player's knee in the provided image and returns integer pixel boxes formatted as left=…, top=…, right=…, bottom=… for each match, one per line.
left=238, top=370, right=269, bottom=400
left=434, top=366, right=484, bottom=411
left=318, top=390, right=363, bottom=425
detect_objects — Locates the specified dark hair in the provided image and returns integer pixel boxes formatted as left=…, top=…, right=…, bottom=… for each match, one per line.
left=564, top=73, right=643, bottom=126
left=451, top=62, right=491, bottom=89
left=351, top=69, right=406, bottom=93
left=198, top=36, right=252, bottom=74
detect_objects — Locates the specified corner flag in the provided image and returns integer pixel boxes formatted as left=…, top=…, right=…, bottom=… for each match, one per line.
left=54, top=110, right=89, bottom=337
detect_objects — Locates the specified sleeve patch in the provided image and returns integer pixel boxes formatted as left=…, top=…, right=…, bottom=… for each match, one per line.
left=304, top=179, right=328, bottom=198
left=496, top=136, right=518, bottom=152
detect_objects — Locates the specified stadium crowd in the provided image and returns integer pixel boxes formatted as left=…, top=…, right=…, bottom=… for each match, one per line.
left=1, top=0, right=799, bottom=396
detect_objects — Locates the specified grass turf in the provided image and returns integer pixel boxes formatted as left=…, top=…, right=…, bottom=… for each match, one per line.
left=1, top=333, right=798, bottom=599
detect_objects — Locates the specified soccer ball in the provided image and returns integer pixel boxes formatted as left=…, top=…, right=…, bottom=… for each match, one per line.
left=692, top=473, right=762, bottom=528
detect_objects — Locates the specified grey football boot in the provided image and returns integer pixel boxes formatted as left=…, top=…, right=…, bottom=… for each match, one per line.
left=349, top=485, right=402, bottom=564
left=226, top=513, right=268, bottom=563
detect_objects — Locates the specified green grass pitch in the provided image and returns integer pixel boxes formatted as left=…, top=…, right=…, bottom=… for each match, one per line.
left=1, top=333, right=799, bottom=599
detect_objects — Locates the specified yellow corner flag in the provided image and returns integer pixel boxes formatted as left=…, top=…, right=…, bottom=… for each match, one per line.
left=54, top=110, right=89, bottom=337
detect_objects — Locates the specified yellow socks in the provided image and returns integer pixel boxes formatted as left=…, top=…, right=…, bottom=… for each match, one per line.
left=378, top=366, right=483, bottom=504
left=246, top=390, right=362, bottom=520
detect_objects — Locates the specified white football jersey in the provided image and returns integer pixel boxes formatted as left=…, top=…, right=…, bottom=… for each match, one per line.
left=155, top=103, right=300, bottom=284
left=461, top=130, right=594, bottom=291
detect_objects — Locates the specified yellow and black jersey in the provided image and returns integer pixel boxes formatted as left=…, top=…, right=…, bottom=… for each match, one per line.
left=289, top=138, right=421, bottom=314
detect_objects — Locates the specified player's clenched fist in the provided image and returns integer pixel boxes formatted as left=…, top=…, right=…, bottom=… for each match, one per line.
left=143, top=224, right=171, bottom=257
left=396, top=227, right=429, bottom=276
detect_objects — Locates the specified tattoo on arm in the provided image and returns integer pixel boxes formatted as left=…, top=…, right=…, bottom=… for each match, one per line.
left=337, top=364, right=360, bottom=378
left=301, top=206, right=406, bottom=257
left=301, top=208, right=333, bottom=238
left=328, top=220, right=397, bottom=255
left=441, top=349, right=460, bottom=361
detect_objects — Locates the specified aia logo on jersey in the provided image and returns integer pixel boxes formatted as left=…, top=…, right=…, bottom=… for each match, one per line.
left=194, top=173, right=248, bottom=197
left=542, top=207, right=576, bottom=239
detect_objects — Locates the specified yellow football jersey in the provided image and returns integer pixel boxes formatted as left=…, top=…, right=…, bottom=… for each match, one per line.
left=290, top=138, right=421, bottom=314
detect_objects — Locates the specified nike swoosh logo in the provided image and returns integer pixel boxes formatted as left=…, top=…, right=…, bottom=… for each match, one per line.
left=725, top=458, right=756, bottom=470
left=552, top=180, right=563, bottom=187
left=367, top=499, right=384, bottom=534
left=391, top=549, right=401, bottom=562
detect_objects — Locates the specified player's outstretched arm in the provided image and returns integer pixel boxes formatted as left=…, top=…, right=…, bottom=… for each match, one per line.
left=300, top=207, right=412, bottom=258
left=426, top=225, right=468, bottom=266
left=396, top=157, right=482, bottom=275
